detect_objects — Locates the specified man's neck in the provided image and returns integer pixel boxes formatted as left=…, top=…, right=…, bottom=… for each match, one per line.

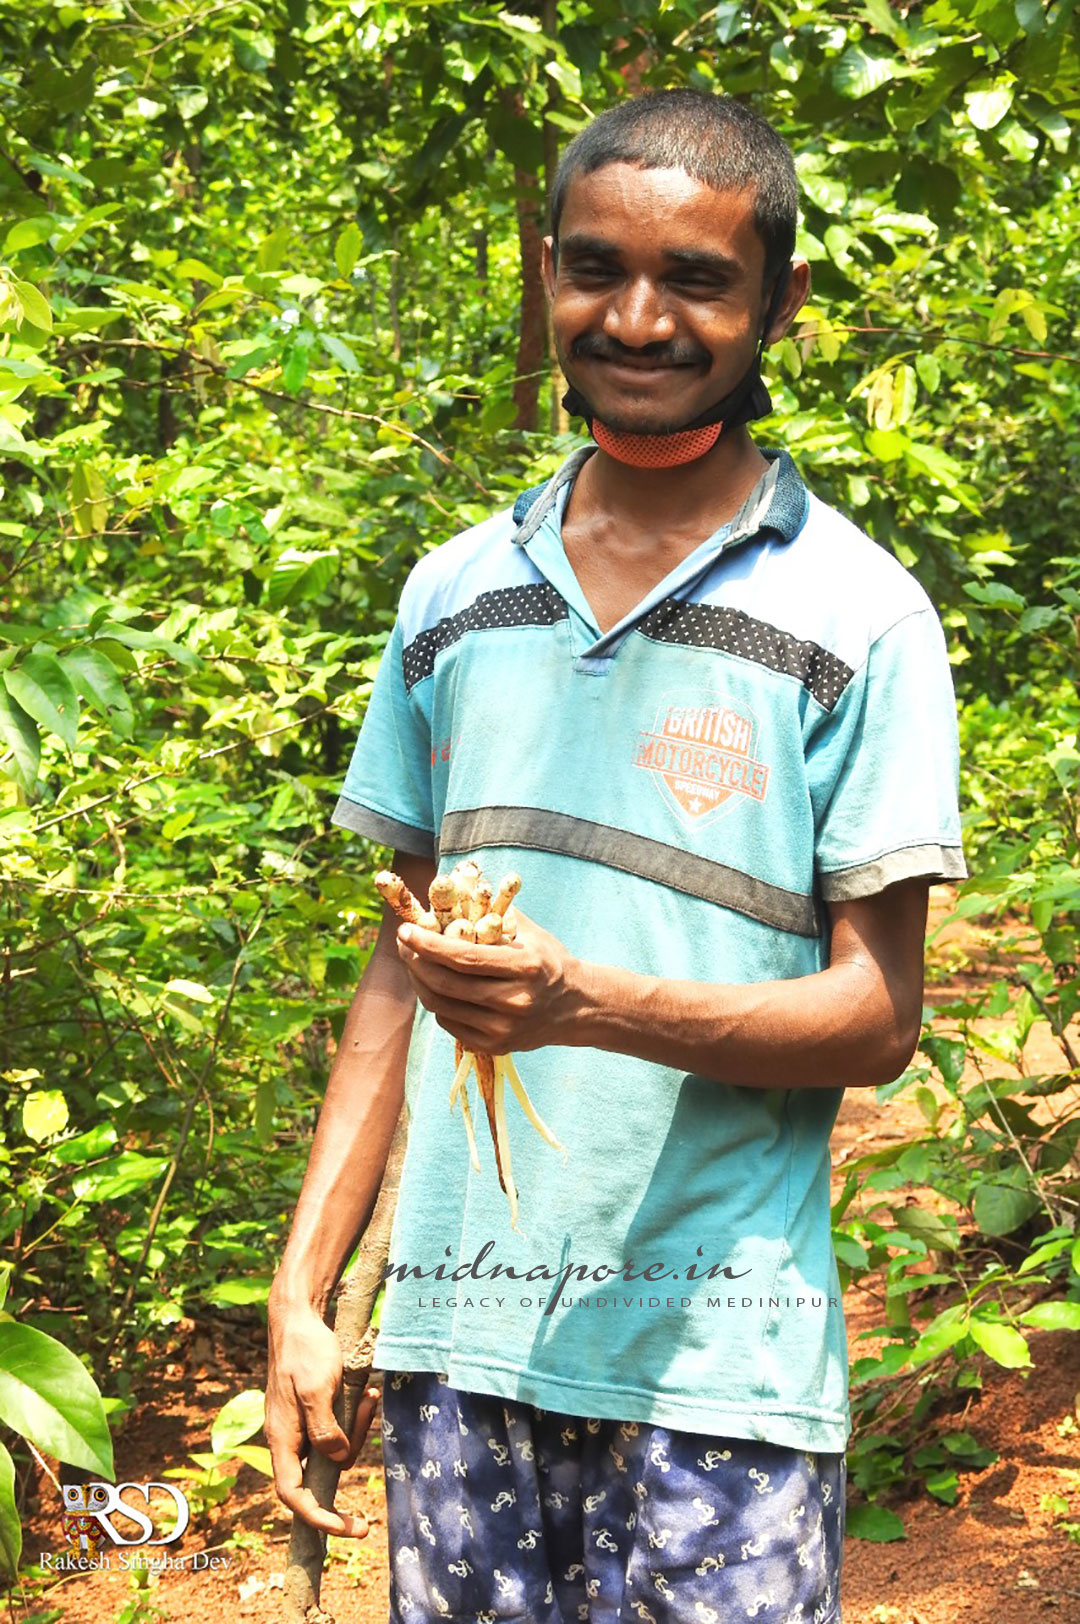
left=578, top=426, right=770, bottom=539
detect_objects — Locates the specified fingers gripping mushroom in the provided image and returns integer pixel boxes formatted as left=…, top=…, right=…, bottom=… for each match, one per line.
left=374, top=864, right=566, bottom=1229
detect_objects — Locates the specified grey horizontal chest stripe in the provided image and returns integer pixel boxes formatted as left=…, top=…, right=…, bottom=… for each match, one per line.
left=403, top=583, right=567, bottom=692
left=636, top=599, right=853, bottom=712
left=440, top=806, right=820, bottom=938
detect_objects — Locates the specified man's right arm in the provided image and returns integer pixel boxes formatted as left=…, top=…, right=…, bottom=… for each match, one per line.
left=266, top=849, right=435, bottom=1536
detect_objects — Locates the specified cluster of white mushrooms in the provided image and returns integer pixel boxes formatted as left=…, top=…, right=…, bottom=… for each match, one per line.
left=375, top=861, right=566, bottom=1229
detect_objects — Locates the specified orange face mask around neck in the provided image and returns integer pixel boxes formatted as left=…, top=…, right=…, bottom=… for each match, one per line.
left=591, top=418, right=724, bottom=468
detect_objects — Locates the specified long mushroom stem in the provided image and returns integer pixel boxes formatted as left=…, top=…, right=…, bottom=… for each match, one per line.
left=499, top=1053, right=567, bottom=1159
left=491, top=1060, right=520, bottom=1231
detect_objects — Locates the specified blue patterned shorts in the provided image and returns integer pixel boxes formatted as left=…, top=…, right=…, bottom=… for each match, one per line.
left=381, top=1371, right=844, bottom=1623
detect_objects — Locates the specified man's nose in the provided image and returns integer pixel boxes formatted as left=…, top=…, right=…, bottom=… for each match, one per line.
left=602, top=276, right=675, bottom=348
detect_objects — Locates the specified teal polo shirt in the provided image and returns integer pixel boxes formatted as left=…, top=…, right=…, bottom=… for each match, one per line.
left=332, top=447, right=965, bottom=1452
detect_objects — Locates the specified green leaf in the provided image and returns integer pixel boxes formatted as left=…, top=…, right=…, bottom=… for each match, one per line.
left=1018, top=1234, right=1073, bottom=1274
left=0, top=1438, right=19, bottom=1579
left=969, top=1316, right=1031, bottom=1368
left=1017, top=605, right=1061, bottom=634
left=846, top=1503, right=906, bottom=1541
left=2, top=216, right=54, bottom=256
left=910, top=1303, right=970, bottom=1366
left=233, top=1444, right=273, bottom=1476
left=892, top=363, right=918, bottom=425
left=52, top=1123, right=117, bottom=1165
left=61, top=647, right=134, bottom=739
left=999, top=117, right=1039, bottom=163
left=163, top=977, right=214, bottom=1003
left=321, top=334, right=359, bottom=374
left=92, top=621, right=199, bottom=670
left=211, top=1388, right=266, bottom=1455
left=280, top=340, right=309, bottom=394
left=893, top=1207, right=959, bottom=1252
left=267, top=548, right=338, bottom=608
left=972, top=1179, right=1041, bottom=1236
left=915, top=353, right=940, bottom=394
left=69, top=461, right=109, bottom=536
left=0, top=1321, right=113, bottom=1477
left=833, top=44, right=897, bottom=99
left=867, top=369, right=895, bottom=430
left=72, top=1151, right=169, bottom=1202
left=203, top=1276, right=273, bottom=1308
left=546, top=56, right=582, bottom=98
left=832, top=1233, right=871, bottom=1270
left=799, top=170, right=848, bottom=214
left=1030, top=105, right=1070, bottom=151
left=5, top=653, right=79, bottom=749
left=966, top=80, right=1016, bottom=130
left=924, top=1467, right=959, bottom=1503
left=1020, top=302, right=1047, bottom=342
left=769, top=37, right=801, bottom=82
left=255, top=1076, right=275, bottom=1143
left=714, top=1, right=743, bottom=43
left=1019, top=1301, right=1080, bottom=1332
left=901, top=438, right=965, bottom=487
left=175, top=86, right=209, bottom=120
left=11, top=279, right=52, bottom=331
left=941, top=1430, right=998, bottom=1467
left=22, top=1089, right=69, bottom=1142
left=0, top=686, right=39, bottom=791
left=488, top=102, right=544, bottom=172
left=334, top=221, right=363, bottom=279
left=963, top=580, right=1026, bottom=611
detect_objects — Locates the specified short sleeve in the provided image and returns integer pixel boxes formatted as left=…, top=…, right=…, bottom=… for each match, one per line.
left=331, top=616, right=435, bottom=859
left=812, top=606, right=966, bottom=901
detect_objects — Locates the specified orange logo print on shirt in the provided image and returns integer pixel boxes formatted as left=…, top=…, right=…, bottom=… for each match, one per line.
left=634, top=696, right=770, bottom=826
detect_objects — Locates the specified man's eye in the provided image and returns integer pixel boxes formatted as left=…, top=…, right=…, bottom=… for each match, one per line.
left=672, top=276, right=724, bottom=294
left=569, top=263, right=616, bottom=280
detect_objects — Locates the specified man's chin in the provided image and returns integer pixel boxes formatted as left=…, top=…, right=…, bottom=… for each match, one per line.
left=588, top=405, right=697, bottom=437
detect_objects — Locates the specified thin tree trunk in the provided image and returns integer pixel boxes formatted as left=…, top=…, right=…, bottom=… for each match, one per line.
left=388, top=226, right=403, bottom=363
left=511, top=165, right=546, bottom=432
left=282, top=1108, right=409, bottom=1624
left=541, top=0, right=568, bottom=434
left=499, top=88, right=545, bottom=432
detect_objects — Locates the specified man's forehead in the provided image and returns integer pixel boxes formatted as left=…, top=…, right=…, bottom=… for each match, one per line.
left=557, top=162, right=761, bottom=248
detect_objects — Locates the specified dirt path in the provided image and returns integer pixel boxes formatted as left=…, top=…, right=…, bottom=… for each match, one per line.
left=12, top=888, right=1080, bottom=1624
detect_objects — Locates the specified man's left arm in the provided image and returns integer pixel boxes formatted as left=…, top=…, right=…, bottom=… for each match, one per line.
left=395, top=875, right=929, bottom=1091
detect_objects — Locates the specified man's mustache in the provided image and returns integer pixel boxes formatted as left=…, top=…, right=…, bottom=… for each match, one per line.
left=570, top=333, right=710, bottom=368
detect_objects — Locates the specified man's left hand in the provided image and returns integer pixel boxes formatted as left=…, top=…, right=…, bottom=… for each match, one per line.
left=395, top=910, right=585, bottom=1054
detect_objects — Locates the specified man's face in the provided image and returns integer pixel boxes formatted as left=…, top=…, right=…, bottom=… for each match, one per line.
left=544, top=163, right=781, bottom=436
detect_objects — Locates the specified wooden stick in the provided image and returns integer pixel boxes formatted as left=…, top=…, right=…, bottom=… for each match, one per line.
left=281, top=1108, right=408, bottom=1624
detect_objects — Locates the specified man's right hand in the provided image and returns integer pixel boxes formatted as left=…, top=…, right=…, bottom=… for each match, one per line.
left=266, top=1298, right=381, bottom=1538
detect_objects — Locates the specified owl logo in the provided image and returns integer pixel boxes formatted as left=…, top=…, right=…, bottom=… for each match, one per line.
left=60, top=1484, right=110, bottom=1557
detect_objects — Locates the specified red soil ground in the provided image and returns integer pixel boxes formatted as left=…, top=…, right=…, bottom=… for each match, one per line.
left=9, top=889, right=1080, bottom=1624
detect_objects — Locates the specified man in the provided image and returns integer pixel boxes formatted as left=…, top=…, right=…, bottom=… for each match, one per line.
left=268, top=90, right=965, bottom=1622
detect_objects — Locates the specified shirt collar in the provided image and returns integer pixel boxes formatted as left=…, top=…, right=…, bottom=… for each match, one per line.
left=511, top=446, right=809, bottom=553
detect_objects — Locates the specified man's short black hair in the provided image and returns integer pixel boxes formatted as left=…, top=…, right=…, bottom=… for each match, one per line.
left=550, top=90, right=798, bottom=287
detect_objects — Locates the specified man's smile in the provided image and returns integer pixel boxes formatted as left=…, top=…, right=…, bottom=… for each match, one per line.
left=571, top=337, right=709, bottom=375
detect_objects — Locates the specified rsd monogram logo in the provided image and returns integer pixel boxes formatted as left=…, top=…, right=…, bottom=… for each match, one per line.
left=60, top=1480, right=190, bottom=1553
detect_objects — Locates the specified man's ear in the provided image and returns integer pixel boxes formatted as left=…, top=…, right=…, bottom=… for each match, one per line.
left=542, top=235, right=557, bottom=304
left=764, top=257, right=811, bottom=345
